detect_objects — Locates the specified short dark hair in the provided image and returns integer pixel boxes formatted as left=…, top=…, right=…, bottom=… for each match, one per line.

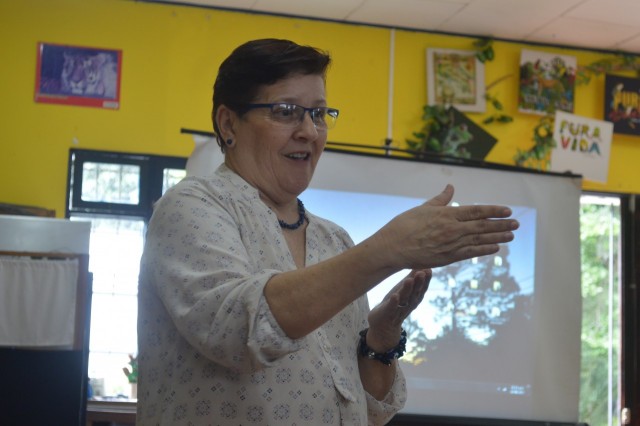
left=212, top=38, right=331, bottom=150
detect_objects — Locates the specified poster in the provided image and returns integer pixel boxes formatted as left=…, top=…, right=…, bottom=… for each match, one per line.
left=408, top=107, right=497, bottom=160
left=550, top=111, right=613, bottom=183
left=433, top=107, right=497, bottom=160
left=604, top=74, right=640, bottom=136
left=519, top=49, right=576, bottom=115
left=34, top=42, right=122, bottom=109
left=427, top=48, right=485, bottom=112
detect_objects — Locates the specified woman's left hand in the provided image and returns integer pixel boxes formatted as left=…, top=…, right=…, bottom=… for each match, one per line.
left=365, top=269, right=432, bottom=352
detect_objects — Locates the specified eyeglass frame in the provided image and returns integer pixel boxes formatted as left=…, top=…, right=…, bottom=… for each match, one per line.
left=243, top=103, right=340, bottom=130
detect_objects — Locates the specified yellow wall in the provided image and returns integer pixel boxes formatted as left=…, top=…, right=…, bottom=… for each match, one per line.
left=1, top=0, right=639, bottom=217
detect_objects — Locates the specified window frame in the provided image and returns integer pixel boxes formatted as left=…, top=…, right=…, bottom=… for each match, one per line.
left=66, top=148, right=187, bottom=220
left=621, top=194, right=639, bottom=426
left=65, top=148, right=187, bottom=397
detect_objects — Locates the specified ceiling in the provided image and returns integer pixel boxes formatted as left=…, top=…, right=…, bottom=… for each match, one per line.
left=150, top=0, right=640, bottom=54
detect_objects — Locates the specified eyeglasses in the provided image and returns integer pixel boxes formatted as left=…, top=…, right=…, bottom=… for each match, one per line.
left=245, top=103, right=339, bottom=130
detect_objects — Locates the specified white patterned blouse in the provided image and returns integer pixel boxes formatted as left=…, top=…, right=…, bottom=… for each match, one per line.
left=137, top=164, right=407, bottom=425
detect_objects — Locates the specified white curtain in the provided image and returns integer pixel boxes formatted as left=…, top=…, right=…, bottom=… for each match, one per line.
left=0, top=256, right=78, bottom=348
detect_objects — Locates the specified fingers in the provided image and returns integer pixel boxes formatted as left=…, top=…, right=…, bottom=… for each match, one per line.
left=396, top=269, right=431, bottom=310
left=435, top=208, right=518, bottom=252
left=424, top=184, right=454, bottom=207
left=443, top=228, right=516, bottom=261
left=472, top=229, right=516, bottom=245
left=455, top=204, right=514, bottom=221
left=378, top=189, right=520, bottom=272
left=378, top=271, right=430, bottom=320
left=424, top=216, right=517, bottom=254
left=445, top=244, right=499, bottom=264
left=455, top=217, right=519, bottom=238
left=424, top=185, right=514, bottom=222
left=435, top=225, right=516, bottom=262
left=366, top=270, right=432, bottom=349
left=423, top=186, right=512, bottom=223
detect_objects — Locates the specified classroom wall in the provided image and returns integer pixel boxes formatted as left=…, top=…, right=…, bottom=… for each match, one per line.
left=1, top=0, right=639, bottom=217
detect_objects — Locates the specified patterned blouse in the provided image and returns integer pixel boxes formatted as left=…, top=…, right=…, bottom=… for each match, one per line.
left=137, top=164, right=407, bottom=425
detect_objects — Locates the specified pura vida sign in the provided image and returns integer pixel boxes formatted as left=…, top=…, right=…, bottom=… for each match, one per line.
left=551, top=110, right=613, bottom=183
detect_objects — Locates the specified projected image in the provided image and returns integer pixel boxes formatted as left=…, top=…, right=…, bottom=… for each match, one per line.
left=302, top=188, right=537, bottom=409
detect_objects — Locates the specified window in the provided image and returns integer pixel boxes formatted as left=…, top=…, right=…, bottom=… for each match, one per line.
left=66, top=149, right=186, bottom=397
left=80, top=163, right=141, bottom=204
left=579, top=194, right=621, bottom=426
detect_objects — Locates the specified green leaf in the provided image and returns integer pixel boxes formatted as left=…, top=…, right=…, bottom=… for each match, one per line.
left=428, top=138, right=441, bottom=152
left=406, top=140, right=418, bottom=149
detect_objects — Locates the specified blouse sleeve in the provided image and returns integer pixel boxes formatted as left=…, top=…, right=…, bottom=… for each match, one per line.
left=353, top=295, right=408, bottom=424
left=365, top=368, right=408, bottom=426
left=139, top=177, right=303, bottom=373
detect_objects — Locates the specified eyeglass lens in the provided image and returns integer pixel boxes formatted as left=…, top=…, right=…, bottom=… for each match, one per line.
left=270, top=104, right=338, bottom=129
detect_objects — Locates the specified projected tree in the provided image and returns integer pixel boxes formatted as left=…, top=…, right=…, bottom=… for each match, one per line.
left=430, top=244, right=522, bottom=345
left=402, top=316, right=430, bottom=365
left=401, top=244, right=534, bottom=386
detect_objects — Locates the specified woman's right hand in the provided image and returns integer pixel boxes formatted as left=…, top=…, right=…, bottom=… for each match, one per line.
left=369, top=184, right=519, bottom=271
left=264, top=184, right=518, bottom=341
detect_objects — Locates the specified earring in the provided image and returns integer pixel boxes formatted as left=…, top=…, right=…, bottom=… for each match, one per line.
left=226, top=138, right=233, bottom=146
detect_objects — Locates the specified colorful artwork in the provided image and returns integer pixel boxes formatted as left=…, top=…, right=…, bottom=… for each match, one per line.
left=437, top=107, right=497, bottom=160
left=427, top=48, right=485, bottom=112
left=519, top=49, right=576, bottom=115
left=35, top=42, right=122, bottom=109
left=604, top=74, right=640, bottom=136
left=407, top=107, right=497, bottom=160
left=550, top=111, right=613, bottom=183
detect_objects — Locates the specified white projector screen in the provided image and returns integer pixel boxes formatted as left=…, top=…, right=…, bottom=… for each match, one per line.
left=302, top=148, right=582, bottom=424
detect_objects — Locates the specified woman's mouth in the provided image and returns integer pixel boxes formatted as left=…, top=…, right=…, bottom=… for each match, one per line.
left=285, top=152, right=310, bottom=160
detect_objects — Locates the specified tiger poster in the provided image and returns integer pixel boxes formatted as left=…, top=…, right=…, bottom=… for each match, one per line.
left=35, top=42, right=122, bottom=109
left=519, top=49, right=576, bottom=116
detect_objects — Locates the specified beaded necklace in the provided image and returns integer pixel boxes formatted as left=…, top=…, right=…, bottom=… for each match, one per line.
left=278, top=198, right=307, bottom=230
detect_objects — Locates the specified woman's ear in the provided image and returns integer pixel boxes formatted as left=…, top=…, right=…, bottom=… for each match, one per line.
left=215, top=105, right=237, bottom=142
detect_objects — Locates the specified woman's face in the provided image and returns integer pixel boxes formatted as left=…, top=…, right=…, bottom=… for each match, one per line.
left=224, top=73, right=328, bottom=205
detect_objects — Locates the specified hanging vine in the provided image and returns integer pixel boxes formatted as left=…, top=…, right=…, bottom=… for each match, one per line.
left=409, top=38, right=640, bottom=169
left=407, top=38, right=512, bottom=158
left=406, top=104, right=457, bottom=158
left=576, top=53, right=640, bottom=85
left=514, top=53, right=640, bottom=169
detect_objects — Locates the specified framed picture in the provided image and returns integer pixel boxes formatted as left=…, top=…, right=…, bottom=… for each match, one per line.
left=34, top=42, right=122, bottom=109
left=426, top=48, right=485, bottom=113
left=604, top=74, right=640, bottom=136
left=518, top=49, right=576, bottom=115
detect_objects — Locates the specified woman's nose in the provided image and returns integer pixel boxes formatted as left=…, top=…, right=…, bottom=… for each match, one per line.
left=295, top=111, right=320, bottom=137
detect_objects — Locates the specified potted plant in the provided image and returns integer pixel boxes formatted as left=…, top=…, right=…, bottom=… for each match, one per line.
left=122, top=354, right=138, bottom=399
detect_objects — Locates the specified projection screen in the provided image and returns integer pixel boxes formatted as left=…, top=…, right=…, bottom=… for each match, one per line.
left=302, top=148, right=583, bottom=424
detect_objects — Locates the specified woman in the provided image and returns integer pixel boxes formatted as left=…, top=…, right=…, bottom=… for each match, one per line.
left=137, top=39, right=518, bottom=425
